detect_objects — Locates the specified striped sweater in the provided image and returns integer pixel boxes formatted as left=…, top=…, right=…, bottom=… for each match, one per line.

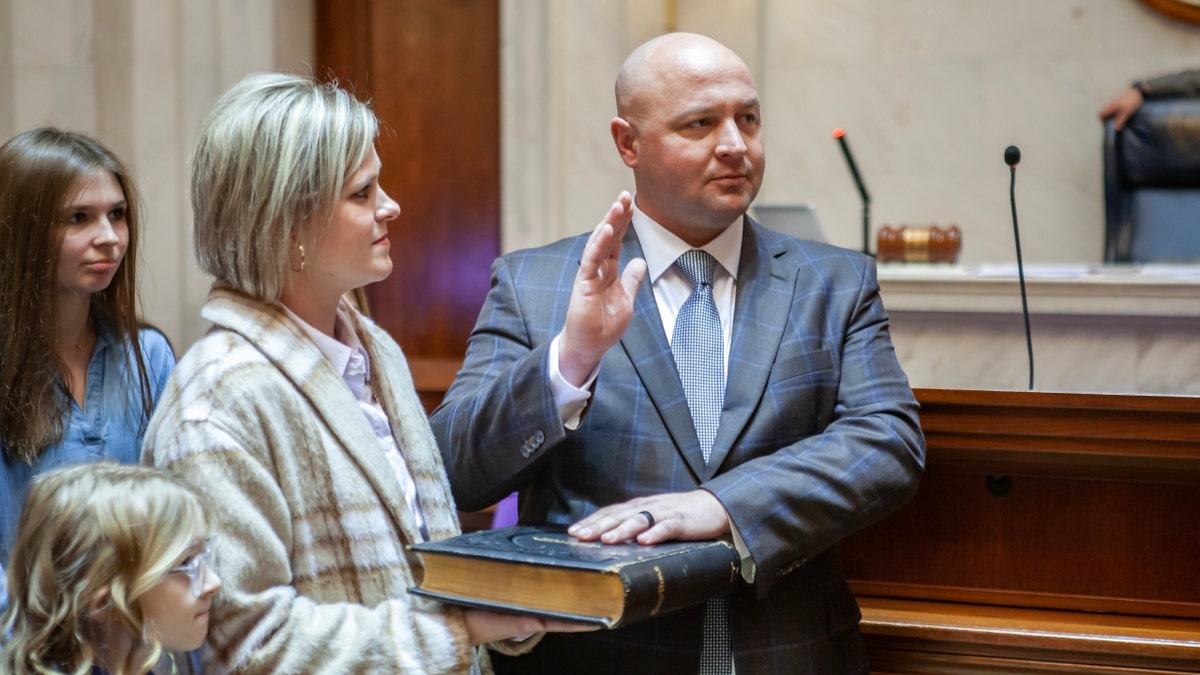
left=144, top=285, right=501, bottom=674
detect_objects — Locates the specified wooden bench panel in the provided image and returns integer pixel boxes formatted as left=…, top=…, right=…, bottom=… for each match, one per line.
left=843, top=389, right=1200, bottom=673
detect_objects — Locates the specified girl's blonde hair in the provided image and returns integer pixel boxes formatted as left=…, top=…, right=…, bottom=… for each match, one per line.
left=190, top=72, right=379, bottom=301
left=1, top=462, right=208, bottom=675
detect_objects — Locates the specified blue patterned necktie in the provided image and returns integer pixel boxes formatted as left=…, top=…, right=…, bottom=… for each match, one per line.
left=671, top=249, right=724, bottom=463
left=670, top=249, right=732, bottom=674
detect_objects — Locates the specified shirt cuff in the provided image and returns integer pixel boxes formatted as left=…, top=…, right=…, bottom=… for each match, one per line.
left=549, top=335, right=597, bottom=429
left=729, top=519, right=757, bottom=584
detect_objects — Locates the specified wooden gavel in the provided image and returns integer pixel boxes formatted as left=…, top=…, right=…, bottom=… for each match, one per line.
left=876, top=224, right=962, bottom=263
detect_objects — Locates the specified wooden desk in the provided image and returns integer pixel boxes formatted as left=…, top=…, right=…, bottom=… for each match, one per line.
left=842, top=388, right=1200, bottom=673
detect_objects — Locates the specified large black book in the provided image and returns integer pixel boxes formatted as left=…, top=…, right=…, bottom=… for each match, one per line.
left=409, top=524, right=741, bottom=628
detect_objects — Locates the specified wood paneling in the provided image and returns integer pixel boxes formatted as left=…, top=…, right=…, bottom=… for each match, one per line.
left=407, top=355, right=462, bottom=413
left=317, top=0, right=500, bottom=359
left=844, top=388, right=1200, bottom=673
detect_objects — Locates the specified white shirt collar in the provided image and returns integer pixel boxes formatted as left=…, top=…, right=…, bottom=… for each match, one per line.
left=281, top=304, right=368, bottom=382
left=630, top=200, right=743, bottom=284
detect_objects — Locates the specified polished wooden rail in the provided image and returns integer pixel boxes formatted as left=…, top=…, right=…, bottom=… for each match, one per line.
left=843, top=388, right=1200, bottom=673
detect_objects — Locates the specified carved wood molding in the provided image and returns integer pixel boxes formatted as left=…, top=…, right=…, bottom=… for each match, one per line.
left=913, top=387, right=1200, bottom=484
left=858, top=596, right=1200, bottom=673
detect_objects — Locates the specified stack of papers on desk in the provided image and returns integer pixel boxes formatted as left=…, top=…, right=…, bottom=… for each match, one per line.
left=971, top=263, right=1200, bottom=281
left=972, top=264, right=1091, bottom=279
left=1135, top=264, right=1200, bottom=280
left=878, top=262, right=1200, bottom=281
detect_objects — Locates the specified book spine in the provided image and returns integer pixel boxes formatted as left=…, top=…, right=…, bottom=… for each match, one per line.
left=614, top=546, right=740, bottom=628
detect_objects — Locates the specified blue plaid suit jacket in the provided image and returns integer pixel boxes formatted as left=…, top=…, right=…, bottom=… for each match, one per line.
left=430, top=218, right=925, bottom=674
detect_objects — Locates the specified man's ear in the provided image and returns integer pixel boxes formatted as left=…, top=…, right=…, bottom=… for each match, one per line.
left=611, top=117, right=638, bottom=168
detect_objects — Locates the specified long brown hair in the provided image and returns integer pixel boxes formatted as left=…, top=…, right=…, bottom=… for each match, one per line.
left=0, top=128, right=153, bottom=464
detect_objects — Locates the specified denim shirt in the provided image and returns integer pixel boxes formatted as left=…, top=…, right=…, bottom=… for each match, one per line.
left=0, top=327, right=175, bottom=564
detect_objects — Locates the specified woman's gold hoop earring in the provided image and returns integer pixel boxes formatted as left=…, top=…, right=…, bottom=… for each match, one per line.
left=289, top=244, right=306, bottom=273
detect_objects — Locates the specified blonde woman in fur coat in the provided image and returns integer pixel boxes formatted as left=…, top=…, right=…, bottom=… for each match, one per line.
left=143, top=73, right=591, bottom=674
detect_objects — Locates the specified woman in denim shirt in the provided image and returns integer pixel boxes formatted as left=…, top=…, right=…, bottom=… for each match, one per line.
left=0, top=128, right=175, bottom=567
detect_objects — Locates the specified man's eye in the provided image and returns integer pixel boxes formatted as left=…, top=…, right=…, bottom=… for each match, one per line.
left=688, top=119, right=712, bottom=128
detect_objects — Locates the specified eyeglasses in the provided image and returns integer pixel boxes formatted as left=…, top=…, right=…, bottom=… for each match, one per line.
left=170, top=540, right=218, bottom=597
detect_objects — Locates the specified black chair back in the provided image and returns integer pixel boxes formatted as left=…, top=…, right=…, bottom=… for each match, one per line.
left=1103, top=98, right=1200, bottom=263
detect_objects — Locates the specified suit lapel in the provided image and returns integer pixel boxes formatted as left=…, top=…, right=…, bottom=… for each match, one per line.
left=704, top=220, right=793, bottom=476
left=616, top=230, right=710, bottom=478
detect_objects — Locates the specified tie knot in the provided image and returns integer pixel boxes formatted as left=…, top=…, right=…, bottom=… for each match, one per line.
left=675, top=249, right=716, bottom=289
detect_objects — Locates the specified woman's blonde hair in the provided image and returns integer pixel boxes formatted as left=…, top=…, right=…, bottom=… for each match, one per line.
left=1, top=462, right=208, bottom=675
left=0, top=128, right=154, bottom=464
left=191, top=72, right=379, bottom=301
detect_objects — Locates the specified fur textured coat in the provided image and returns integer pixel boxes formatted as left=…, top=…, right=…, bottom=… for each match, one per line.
left=144, top=285, right=503, bottom=674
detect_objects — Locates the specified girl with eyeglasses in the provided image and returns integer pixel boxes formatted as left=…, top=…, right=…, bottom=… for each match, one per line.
left=1, top=462, right=220, bottom=675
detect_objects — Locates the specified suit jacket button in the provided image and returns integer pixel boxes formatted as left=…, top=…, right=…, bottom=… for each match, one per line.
left=520, top=430, right=545, bottom=458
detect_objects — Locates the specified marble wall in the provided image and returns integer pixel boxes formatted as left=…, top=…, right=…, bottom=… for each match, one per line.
left=889, top=311, right=1200, bottom=395
left=501, top=1, right=1200, bottom=264
left=876, top=268, right=1200, bottom=395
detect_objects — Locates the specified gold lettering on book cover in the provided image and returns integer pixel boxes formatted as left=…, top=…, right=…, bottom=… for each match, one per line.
left=652, top=566, right=666, bottom=616
left=530, top=535, right=602, bottom=548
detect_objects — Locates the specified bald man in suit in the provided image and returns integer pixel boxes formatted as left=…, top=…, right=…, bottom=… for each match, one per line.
left=430, top=33, right=925, bottom=675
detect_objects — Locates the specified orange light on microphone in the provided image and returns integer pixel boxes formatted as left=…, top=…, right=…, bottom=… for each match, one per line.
left=832, top=128, right=845, bottom=139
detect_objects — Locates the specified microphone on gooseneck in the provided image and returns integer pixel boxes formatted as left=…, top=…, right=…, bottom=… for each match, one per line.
left=832, top=128, right=872, bottom=255
left=1005, top=145, right=1034, bottom=390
